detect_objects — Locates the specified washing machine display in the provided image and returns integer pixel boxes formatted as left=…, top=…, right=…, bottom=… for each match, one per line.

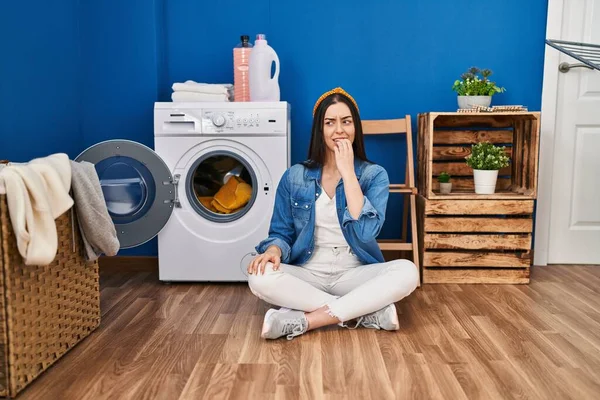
left=185, top=151, right=258, bottom=223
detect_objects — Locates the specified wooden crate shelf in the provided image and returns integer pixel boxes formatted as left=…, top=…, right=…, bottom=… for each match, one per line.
left=417, top=112, right=540, bottom=200
left=417, top=196, right=532, bottom=284
left=422, top=268, right=530, bottom=284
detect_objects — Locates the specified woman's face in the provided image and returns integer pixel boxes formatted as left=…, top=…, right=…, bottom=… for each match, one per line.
left=322, top=101, right=355, bottom=153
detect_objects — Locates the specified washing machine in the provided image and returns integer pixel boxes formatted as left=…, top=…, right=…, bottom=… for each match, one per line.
left=76, top=101, right=290, bottom=281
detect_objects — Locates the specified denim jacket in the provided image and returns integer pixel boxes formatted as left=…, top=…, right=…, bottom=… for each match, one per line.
left=256, top=159, right=389, bottom=265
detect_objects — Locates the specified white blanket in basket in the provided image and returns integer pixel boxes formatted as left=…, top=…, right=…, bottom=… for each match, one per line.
left=0, top=153, right=73, bottom=265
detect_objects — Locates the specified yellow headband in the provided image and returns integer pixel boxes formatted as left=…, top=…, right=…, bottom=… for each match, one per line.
left=312, top=87, right=359, bottom=116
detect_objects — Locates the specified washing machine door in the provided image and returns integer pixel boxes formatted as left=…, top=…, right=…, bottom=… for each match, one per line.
left=75, top=139, right=176, bottom=249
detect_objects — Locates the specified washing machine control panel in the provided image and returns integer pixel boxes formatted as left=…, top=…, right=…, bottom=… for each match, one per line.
left=202, top=109, right=287, bottom=135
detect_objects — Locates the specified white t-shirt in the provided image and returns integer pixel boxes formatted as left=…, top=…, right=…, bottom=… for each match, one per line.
left=314, top=190, right=348, bottom=248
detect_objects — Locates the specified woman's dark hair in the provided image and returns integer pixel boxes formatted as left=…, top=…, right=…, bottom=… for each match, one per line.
left=303, top=93, right=370, bottom=169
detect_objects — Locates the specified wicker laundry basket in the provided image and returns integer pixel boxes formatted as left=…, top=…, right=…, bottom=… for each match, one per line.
left=0, top=194, right=100, bottom=398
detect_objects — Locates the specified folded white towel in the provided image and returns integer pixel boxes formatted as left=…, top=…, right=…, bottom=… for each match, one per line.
left=172, top=80, right=233, bottom=95
left=171, top=91, right=230, bottom=102
left=0, top=153, right=74, bottom=265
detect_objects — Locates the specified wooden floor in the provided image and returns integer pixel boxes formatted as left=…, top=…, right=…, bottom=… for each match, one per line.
left=17, top=261, right=600, bottom=400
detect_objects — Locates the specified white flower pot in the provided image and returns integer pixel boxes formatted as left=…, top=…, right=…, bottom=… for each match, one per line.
left=457, top=95, right=492, bottom=109
left=439, top=182, right=452, bottom=194
left=473, top=169, right=499, bottom=194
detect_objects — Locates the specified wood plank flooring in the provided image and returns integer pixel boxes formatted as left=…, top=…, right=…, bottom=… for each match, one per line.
left=16, top=259, right=600, bottom=399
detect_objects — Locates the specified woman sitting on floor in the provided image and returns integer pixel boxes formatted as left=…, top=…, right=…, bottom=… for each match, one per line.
left=247, top=87, right=419, bottom=340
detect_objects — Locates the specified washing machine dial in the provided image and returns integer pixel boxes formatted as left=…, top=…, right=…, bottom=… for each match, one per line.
left=211, top=113, right=226, bottom=127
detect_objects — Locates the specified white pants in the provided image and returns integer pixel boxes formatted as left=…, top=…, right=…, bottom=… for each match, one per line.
left=248, top=246, right=419, bottom=322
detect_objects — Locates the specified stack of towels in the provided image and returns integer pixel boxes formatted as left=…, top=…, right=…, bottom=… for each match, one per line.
left=171, top=81, right=234, bottom=102
left=0, top=153, right=120, bottom=265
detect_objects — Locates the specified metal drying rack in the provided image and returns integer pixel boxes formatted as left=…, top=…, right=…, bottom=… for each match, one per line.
left=545, top=39, right=600, bottom=73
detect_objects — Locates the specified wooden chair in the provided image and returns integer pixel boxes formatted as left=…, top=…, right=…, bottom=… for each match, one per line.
left=362, top=115, right=420, bottom=282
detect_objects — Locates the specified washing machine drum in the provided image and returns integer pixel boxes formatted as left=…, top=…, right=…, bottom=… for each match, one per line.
left=185, top=151, right=258, bottom=223
left=75, top=139, right=176, bottom=249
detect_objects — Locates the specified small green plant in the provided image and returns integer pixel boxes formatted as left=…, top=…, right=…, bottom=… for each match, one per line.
left=437, top=172, right=451, bottom=183
left=452, top=67, right=505, bottom=96
left=465, top=141, right=510, bottom=170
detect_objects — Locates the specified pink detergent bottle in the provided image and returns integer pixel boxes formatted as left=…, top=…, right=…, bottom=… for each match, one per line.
left=233, top=35, right=253, bottom=102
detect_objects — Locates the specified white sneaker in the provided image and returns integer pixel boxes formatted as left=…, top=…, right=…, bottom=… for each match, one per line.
left=261, top=308, right=308, bottom=340
left=360, top=303, right=400, bottom=331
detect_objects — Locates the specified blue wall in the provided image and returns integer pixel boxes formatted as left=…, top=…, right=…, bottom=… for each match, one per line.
left=0, top=0, right=549, bottom=256
left=0, top=1, right=81, bottom=161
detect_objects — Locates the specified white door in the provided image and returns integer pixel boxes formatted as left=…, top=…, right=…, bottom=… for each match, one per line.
left=538, top=0, right=600, bottom=264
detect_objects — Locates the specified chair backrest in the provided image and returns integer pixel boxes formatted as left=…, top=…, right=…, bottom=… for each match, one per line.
left=361, top=115, right=415, bottom=188
left=362, top=117, right=410, bottom=135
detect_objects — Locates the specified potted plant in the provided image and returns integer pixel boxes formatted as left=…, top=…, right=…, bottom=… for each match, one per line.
left=438, top=172, right=452, bottom=194
left=465, top=141, right=510, bottom=194
left=452, top=67, right=505, bottom=109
